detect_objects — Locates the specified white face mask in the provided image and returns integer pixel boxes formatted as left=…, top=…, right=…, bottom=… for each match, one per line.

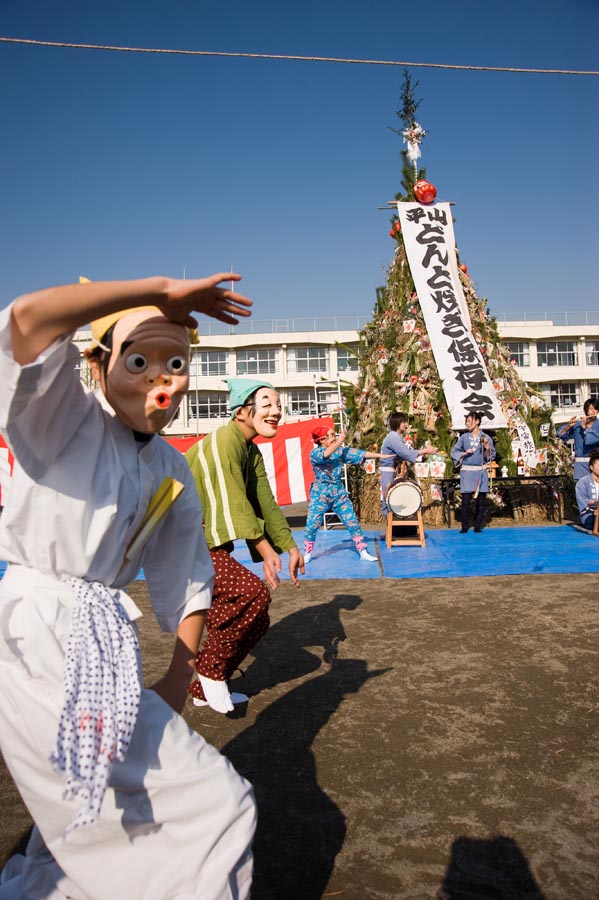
left=236, top=388, right=282, bottom=439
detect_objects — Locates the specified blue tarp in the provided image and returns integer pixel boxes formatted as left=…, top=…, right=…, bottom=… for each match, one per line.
left=1, top=525, right=597, bottom=582
left=236, top=525, right=599, bottom=580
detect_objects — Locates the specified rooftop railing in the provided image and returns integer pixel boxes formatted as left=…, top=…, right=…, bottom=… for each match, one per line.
left=494, top=311, right=599, bottom=326
left=201, top=311, right=599, bottom=333
left=197, top=316, right=371, bottom=335
left=75, top=310, right=599, bottom=340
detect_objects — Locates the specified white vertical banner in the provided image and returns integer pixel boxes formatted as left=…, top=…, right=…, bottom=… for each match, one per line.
left=396, top=202, right=507, bottom=430
left=514, top=420, right=537, bottom=464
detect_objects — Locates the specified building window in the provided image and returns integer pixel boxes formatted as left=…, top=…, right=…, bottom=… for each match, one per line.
left=287, top=346, right=327, bottom=374
left=288, top=389, right=317, bottom=416
left=336, top=344, right=360, bottom=372
left=506, top=342, right=530, bottom=367
left=315, top=387, right=341, bottom=415
left=190, top=350, right=228, bottom=378
left=586, top=340, right=599, bottom=367
left=537, top=341, right=578, bottom=367
left=236, top=348, right=278, bottom=376
left=588, top=383, right=599, bottom=400
left=188, top=392, right=229, bottom=419
left=542, top=382, right=580, bottom=409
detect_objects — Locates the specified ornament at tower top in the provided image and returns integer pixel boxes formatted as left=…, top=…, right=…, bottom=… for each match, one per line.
left=413, top=180, right=437, bottom=204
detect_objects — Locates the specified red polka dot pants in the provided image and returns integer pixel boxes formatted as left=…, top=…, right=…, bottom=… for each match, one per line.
left=189, top=547, right=271, bottom=702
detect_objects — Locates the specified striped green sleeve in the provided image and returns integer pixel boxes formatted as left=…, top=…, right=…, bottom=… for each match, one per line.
left=186, top=426, right=265, bottom=549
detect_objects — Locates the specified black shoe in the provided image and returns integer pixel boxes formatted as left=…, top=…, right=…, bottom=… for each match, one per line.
left=474, top=526, right=482, bottom=533
left=459, top=527, right=469, bottom=534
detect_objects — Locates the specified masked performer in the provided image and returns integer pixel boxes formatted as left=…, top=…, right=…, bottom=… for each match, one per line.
left=0, top=275, right=256, bottom=900
left=186, top=378, right=303, bottom=714
left=451, top=410, right=496, bottom=534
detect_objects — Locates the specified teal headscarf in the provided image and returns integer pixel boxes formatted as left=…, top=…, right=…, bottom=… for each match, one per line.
left=225, top=378, right=275, bottom=418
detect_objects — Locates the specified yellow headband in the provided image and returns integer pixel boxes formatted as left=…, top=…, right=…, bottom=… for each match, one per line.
left=80, top=277, right=199, bottom=349
left=90, top=307, right=164, bottom=350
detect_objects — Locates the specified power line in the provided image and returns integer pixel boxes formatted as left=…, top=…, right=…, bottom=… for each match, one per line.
left=1, top=36, right=597, bottom=76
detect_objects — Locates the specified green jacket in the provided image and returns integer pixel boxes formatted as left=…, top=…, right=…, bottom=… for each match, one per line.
left=186, top=420, right=296, bottom=561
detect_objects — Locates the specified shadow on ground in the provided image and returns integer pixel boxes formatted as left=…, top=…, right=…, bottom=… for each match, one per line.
left=2, top=573, right=599, bottom=899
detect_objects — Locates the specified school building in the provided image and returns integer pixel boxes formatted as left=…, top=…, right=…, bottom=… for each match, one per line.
left=74, top=312, right=599, bottom=436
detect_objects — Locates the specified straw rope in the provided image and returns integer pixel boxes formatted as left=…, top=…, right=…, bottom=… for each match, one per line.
left=1, top=36, right=597, bottom=76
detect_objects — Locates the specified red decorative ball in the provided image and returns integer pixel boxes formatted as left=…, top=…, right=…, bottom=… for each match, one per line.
left=414, top=180, right=437, bottom=204
left=459, top=263, right=468, bottom=273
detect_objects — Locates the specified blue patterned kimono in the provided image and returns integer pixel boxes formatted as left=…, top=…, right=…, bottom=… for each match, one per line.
left=305, top=446, right=367, bottom=548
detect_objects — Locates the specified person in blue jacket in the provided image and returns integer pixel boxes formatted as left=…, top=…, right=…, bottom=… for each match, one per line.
left=380, top=412, right=438, bottom=515
left=451, top=411, right=496, bottom=533
left=575, top=449, right=599, bottom=530
left=557, top=398, right=599, bottom=481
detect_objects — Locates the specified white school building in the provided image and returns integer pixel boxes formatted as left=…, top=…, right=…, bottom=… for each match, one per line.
left=74, top=312, right=599, bottom=437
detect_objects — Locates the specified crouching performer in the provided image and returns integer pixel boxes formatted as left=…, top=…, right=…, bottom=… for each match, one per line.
left=186, top=379, right=304, bottom=714
left=0, top=275, right=256, bottom=900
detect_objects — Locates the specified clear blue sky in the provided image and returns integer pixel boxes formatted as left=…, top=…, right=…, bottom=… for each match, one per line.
left=1, top=0, right=597, bottom=323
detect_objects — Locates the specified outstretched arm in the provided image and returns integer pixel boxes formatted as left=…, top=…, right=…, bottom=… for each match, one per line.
left=150, top=610, right=206, bottom=713
left=287, top=546, right=305, bottom=587
left=557, top=417, right=576, bottom=440
left=249, top=535, right=283, bottom=591
left=10, top=273, right=252, bottom=366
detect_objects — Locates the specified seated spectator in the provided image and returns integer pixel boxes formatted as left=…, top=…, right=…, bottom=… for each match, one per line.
left=575, top=449, right=599, bottom=530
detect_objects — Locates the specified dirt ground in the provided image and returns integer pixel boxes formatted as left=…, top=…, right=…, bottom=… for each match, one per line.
left=1, top=570, right=598, bottom=899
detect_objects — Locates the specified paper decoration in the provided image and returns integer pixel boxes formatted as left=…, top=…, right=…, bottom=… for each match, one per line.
left=430, top=484, right=443, bottom=502
left=402, top=123, right=427, bottom=161
left=429, top=456, right=447, bottom=478
left=415, top=462, right=431, bottom=479
left=363, top=458, right=376, bottom=475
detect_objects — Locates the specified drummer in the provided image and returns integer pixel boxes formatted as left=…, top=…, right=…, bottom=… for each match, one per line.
left=380, top=412, right=438, bottom=516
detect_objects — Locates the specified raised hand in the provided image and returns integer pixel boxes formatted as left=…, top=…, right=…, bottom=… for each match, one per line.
left=163, top=273, right=253, bottom=327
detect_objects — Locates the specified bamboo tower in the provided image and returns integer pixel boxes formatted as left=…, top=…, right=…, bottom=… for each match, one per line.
left=345, top=73, right=571, bottom=523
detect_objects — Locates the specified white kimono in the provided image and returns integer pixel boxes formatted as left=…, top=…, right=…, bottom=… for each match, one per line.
left=0, top=305, right=255, bottom=900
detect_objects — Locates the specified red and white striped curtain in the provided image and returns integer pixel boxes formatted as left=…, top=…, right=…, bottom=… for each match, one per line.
left=0, top=418, right=334, bottom=509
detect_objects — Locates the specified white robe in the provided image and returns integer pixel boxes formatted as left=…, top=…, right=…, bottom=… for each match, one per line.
left=0, top=305, right=255, bottom=900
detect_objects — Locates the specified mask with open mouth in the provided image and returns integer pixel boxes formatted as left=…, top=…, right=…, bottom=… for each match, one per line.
left=89, top=309, right=191, bottom=434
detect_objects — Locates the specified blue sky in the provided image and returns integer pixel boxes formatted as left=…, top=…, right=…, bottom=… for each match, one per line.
left=1, top=0, right=597, bottom=324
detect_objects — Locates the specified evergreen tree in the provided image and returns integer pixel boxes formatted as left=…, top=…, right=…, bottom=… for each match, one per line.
left=345, top=73, right=570, bottom=523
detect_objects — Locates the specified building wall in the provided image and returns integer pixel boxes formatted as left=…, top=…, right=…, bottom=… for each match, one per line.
left=74, top=320, right=599, bottom=435
left=499, top=322, right=599, bottom=423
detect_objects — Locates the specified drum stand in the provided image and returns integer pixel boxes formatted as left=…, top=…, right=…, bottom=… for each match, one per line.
left=386, top=509, right=426, bottom=549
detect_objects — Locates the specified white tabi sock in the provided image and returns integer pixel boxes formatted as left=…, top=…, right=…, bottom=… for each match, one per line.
left=198, top=676, right=235, bottom=713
